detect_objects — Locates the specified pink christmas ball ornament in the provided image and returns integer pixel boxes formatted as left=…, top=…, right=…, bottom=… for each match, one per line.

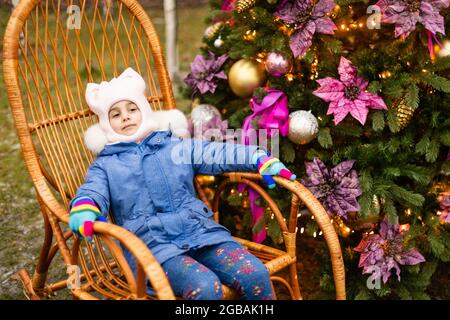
left=265, top=52, right=293, bottom=77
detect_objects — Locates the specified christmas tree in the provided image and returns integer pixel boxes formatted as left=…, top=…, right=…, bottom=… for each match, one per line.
left=182, top=0, right=450, bottom=299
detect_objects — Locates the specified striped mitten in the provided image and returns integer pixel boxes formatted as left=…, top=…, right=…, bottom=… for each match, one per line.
left=69, top=197, right=105, bottom=241
left=252, top=150, right=296, bottom=189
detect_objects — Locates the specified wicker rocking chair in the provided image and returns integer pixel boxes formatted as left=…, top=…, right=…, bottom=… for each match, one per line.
left=3, top=0, right=346, bottom=300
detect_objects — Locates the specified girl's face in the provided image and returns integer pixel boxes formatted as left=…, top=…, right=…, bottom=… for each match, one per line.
left=109, top=100, right=142, bottom=136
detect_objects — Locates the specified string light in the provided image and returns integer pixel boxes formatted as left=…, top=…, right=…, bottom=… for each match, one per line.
left=300, top=227, right=305, bottom=234
left=310, top=55, right=319, bottom=80
left=255, top=52, right=267, bottom=63
left=338, top=20, right=366, bottom=32
left=379, top=70, right=392, bottom=79
left=313, top=231, right=317, bottom=238
left=243, top=30, right=257, bottom=41
left=399, top=224, right=410, bottom=233
left=405, top=208, right=412, bottom=216
left=285, top=73, right=295, bottom=81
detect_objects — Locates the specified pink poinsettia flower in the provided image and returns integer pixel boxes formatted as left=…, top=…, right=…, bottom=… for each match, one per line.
left=184, top=51, right=228, bottom=96
left=274, top=0, right=337, bottom=58
left=313, top=57, right=388, bottom=125
left=376, top=0, right=449, bottom=39
left=354, top=218, right=426, bottom=284
left=301, top=158, right=362, bottom=219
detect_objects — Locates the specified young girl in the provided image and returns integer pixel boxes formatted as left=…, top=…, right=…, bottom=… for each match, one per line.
left=69, top=68, right=296, bottom=300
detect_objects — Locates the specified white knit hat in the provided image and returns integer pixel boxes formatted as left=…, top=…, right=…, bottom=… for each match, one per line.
left=84, top=67, right=189, bottom=153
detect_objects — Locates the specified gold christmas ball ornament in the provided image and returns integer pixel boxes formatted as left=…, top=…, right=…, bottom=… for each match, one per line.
left=288, top=110, right=319, bottom=145
left=333, top=216, right=352, bottom=238
left=394, top=97, right=415, bottom=130
left=228, top=59, right=267, bottom=98
left=339, top=224, right=352, bottom=238
left=236, top=0, right=257, bottom=13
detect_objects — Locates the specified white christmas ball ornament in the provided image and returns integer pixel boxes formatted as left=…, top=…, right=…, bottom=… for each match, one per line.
left=288, top=110, right=319, bottom=145
left=214, top=37, right=224, bottom=48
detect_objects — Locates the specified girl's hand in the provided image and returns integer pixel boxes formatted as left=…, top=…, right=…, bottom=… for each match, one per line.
left=253, top=150, right=296, bottom=189
left=69, top=197, right=105, bottom=241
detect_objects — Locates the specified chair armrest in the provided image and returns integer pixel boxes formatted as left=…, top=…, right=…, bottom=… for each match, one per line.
left=89, top=221, right=175, bottom=300
left=41, top=198, right=175, bottom=300
left=211, top=172, right=346, bottom=300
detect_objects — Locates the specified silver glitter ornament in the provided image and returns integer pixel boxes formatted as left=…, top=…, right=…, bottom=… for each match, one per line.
left=288, top=110, right=319, bottom=145
left=190, top=104, right=222, bottom=128
left=265, top=52, right=293, bottom=77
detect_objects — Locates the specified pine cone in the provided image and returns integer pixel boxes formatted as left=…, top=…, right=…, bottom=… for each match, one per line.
left=236, top=0, right=256, bottom=13
left=205, top=22, right=223, bottom=39
left=395, top=98, right=415, bottom=130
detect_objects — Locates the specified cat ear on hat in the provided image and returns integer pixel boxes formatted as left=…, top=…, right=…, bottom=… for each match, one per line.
left=118, top=67, right=146, bottom=95
left=85, top=82, right=102, bottom=113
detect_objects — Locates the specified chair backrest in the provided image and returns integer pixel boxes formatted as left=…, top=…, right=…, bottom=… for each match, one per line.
left=3, top=0, right=176, bottom=209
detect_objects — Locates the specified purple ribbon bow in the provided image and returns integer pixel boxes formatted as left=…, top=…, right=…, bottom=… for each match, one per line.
left=241, top=89, right=289, bottom=145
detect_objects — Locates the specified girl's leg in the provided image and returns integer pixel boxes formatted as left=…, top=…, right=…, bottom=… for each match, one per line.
left=190, top=241, right=275, bottom=300
left=161, top=255, right=223, bottom=300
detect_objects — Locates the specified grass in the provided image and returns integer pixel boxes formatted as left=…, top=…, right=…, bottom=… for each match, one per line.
left=0, top=3, right=208, bottom=299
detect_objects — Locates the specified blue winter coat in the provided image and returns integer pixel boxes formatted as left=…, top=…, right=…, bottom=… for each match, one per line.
left=69, top=130, right=262, bottom=271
